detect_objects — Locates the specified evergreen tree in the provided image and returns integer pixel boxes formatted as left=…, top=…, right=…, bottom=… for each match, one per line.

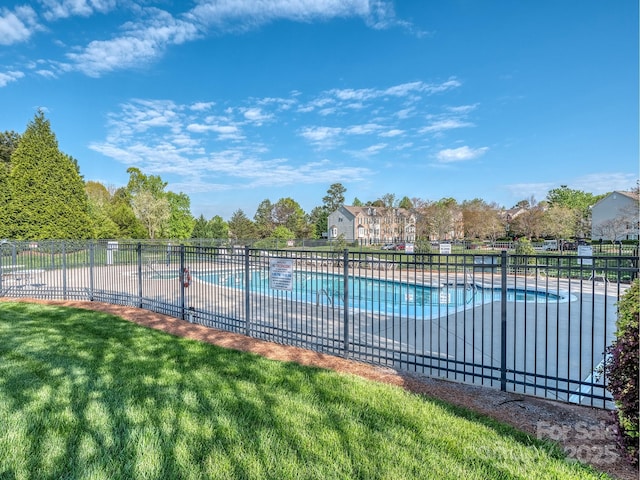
left=322, top=183, right=346, bottom=213
left=310, top=183, right=347, bottom=240
left=254, top=199, right=275, bottom=238
left=228, top=209, right=255, bottom=240
left=191, top=215, right=212, bottom=238
left=308, top=206, right=326, bottom=239
left=85, top=181, right=119, bottom=239
left=209, top=215, right=229, bottom=240
left=5, top=112, right=93, bottom=239
left=398, top=196, right=413, bottom=210
left=107, top=188, right=147, bottom=238
left=0, top=131, right=21, bottom=238
left=273, top=197, right=308, bottom=238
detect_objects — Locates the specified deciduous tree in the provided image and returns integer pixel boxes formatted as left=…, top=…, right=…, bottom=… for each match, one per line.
left=132, top=190, right=170, bottom=239
left=164, top=191, right=195, bottom=239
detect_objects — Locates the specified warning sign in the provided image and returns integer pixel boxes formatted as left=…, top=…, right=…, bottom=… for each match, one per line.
left=269, top=258, right=294, bottom=291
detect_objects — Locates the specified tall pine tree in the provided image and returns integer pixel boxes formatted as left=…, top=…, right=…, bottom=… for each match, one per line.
left=0, top=131, right=21, bottom=238
left=5, top=111, right=93, bottom=239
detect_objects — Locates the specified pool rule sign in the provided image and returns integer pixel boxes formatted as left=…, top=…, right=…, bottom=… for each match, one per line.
left=269, top=258, right=294, bottom=291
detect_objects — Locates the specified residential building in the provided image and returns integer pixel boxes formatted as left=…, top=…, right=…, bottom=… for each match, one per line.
left=328, top=206, right=416, bottom=245
left=591, top=190, right=639, bottom=241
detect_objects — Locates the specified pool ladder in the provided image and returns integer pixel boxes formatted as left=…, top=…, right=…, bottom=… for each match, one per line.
left=316, top=288, right=333, bottom=307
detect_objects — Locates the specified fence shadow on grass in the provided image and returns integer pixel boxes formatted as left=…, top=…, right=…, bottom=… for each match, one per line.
left=0, top=301, right=611, bottom=479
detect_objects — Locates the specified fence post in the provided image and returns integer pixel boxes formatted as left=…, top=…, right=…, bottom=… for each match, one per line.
left=89, top=241, right=94, bottom=301
left=245, top=245, right=251, bottom=337
left=137, top=243, right=143, bottom=308
left=500, top=250, right=508, bottom=391
left=62, top=241, right=67, bottom=300
left=343, top=248, right=349, bottom=357
left=180, top=244, right=186, bottom=320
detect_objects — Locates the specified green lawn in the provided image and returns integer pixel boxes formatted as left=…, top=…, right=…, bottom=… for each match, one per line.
left=0, top=302, right=611, bottom=480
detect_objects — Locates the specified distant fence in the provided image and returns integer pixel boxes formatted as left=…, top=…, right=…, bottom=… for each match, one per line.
left=1, top=239, right=638, bottom=409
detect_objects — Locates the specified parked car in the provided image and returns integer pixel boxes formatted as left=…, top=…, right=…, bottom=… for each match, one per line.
left=381, top=243, right=395, bottom=250
left=561, top=241, right=577, bottom=250
left=394, top=243, right=406, bottom=251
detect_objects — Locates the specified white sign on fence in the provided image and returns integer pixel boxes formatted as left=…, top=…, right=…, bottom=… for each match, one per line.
left=405, top=243, right=415, bottom=254
left=578, top=245, right=593, bottom=266
left=269, top=258, right=294, bottom=291
left=439, top=243, right=452, bottom=255
left=106, top=241, right=119, bottom=265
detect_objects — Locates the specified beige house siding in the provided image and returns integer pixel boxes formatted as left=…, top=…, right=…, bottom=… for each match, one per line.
left=328, top=206, right=416, bottom=245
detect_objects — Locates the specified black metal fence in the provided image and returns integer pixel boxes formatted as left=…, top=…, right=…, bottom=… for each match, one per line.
left=1, top=240, right=637, bottom=409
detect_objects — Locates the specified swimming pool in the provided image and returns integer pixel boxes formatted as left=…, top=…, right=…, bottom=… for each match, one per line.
left=197, top=270, right=572, bottom=319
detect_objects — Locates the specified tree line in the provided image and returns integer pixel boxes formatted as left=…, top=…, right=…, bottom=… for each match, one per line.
left=0, top=113, right=628, bottom=242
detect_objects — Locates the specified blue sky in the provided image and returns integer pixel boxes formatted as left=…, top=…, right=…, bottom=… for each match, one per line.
left=1, top=1, right=638, bottom=221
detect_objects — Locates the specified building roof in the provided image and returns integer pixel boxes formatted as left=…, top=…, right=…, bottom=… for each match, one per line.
left=341, top=206, right=413, bottom=218
left=618, top=190, right=640, bottom=201
left=592, top=190, right=639, bottom=209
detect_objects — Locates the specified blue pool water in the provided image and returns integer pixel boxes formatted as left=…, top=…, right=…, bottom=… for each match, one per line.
left=197, top=270, right=570, bottom=318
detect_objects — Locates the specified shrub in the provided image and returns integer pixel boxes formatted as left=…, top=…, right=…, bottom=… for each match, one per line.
left=514, top=238, right=536, bottom=256
left=414, top=238, right=432, bottom=254
left=605, top=279, right=639, bottom=465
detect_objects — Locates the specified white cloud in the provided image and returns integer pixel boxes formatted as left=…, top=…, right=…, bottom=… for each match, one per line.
left=329, top=87, right=377, bottom=102
left=62, top=1, right=411, bottom=78
left=436, top=146, right=488, bottom=163
left=256, top=96, right=297, bottom=110
left=67, top=9, right=201, bottom=77
left=186, top=122, right=243, bottom=140
left=190, top=102, right=215, bottom=111
left=504, top=183, right=554, bottom=203
left=36, top=69, right=57, bottom=78
left=0, top=70, right=25, bottom=87
left=395, top=107, right=415, bottom=119
left=299, top=125, right=342, bottom=147
left=318, top=107, right=337, bottom=116
left=0, top=5, right=39, bottom=45
left=345, top=123, right=382, bottom=135
left=40, top=0, right=117, bottom=21
left=420, top=119, right=473, bottom=134
left=447, top=104, right=478, bottom=114
left=188, top=0, right=374, bottom=30
left=297, top=96, right=335, bottom=113
left=362, top=143, right=387, bottom=155
left=327, top=79, right=461, bottom=105
left=567, top=173, right=638, bottom=195
left=242, top=107, right=272, bottom=124
left=504, top=173, right=639, bottom=204
left=379, top=129, right=403, bottom=137
left=88, top=74, right=472, bottom=195
left=91, top=95, right=374, bottom=192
